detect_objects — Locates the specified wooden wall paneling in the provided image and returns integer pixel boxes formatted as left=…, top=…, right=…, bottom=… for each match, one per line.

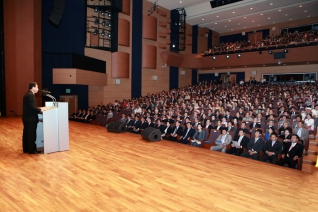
left=159, top=20, right=166, bottom=27
left=165, top=28, right=171, bottom=34
left=118, top=18, right=130, bottom=47
left=158, top=10, right=167, bottom=17
left=53, top=68, right=107, bottom=86
left=142, top=15, right=157, bottom=41
left=158, top=42, right=167, bottom=49
left=121, top=0, right=130, bottom=16
left=142, top=44, right=157, bottom=69
left=166, top=18, right=171, bottom=23
left=111, top=52, right=130, bottom=78
left=166, top=40, right=171, bottom=45
left=158, top=31, right=166, bottom=38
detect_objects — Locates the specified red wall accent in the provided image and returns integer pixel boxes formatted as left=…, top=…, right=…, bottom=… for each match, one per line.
left=142, top=44, right=157, bottom=69
left=121, top=0, right=130, bottom=16
left=112, top=52, right=130, bottom=78
left=142, top=15, right=157, bottom=41
left=4, top=0, right=42, bottom=116
left=118, top=18, right=130, bottom=47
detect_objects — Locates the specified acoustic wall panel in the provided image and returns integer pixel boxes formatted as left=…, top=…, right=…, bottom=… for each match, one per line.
left=118, top=18, right=130, bottom=47
left=142, top=44, right=157, bottom=69
left=142, top=15, right=157, bottom=41
left=121, top=0, right=130, bottom=15
left=112, top=52, right=130, bottom=78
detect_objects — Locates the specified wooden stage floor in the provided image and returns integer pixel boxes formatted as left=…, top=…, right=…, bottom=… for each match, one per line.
left=0, top=117, right=318, bottom=211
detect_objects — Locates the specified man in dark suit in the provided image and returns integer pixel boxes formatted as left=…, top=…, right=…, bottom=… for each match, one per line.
left=240, top=129, right=264, bottom=160
left=22, top=82, right=46, bottom=154
left=260, top=133, right=282, bottom=164
left=156, top=119, right=166, bottom=134
left=169, top=121, right=183, bottom=141
left=226, top=129, right=249, bottom=156
left=125, top=115, right=135, bottom=132
left=249, top=118, right=261, bottom=129
left=278, top=134, right=303, bottom=168
left=178, top=122, right=195, bottom=144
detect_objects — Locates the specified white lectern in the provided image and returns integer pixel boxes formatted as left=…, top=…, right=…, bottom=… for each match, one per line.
left=36, top=102, right=69, bottom=154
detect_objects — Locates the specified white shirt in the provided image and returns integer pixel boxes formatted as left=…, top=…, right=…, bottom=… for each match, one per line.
left=305, top=118, right=314, bottom=130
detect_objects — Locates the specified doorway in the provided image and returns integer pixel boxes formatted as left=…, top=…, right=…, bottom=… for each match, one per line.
left=60, top=95, right=78, bottom=116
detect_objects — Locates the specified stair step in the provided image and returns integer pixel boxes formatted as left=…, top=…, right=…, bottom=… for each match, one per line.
left=307, top=150, right=318, bottom=155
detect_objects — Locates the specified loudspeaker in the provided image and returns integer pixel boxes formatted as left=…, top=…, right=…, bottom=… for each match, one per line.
left=48, top=0, right=65, bottom=26
left=140, top=127, right=161, bottom=142
left=107, top=121, right=126, bottom=133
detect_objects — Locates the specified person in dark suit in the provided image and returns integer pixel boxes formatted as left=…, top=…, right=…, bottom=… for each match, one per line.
left=22, top=82, right=46, bottom=154
left=133, top=117, right=148, bottom=133
left=226, top=129, right=249, bottom=156
left=249, top=118, right=261, bottom=129
left=277, top=134, right=303, bottom=168
left=125, top=115, right=136, bottom=132
left=260, top=133, right=282, bottom=164
left=162, top=121, right=173, bottom=140
left=156, top=119, right=166, bottom=134
left=178, top=122, right=195, bottom=144
left=169, top=121, right=183, bottom=141
left=240, top=129, right=265, bottom=160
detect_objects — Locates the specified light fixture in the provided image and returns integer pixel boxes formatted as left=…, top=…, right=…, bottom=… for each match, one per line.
left=212, top=56, right=216, bottom=60
left=93, top=29, right=98, bottom=35
left=94, top=7, right=98, bottom=12
left=101, top=30, right=105, bottom=36
left=101, top=10, right=105, bottom=16
left=268, top=51, right=272, bottom=54
left=284, top=49, right=288, bottom=53
left=108, top=12, right=112, bottom=17
left=102, top=20, right=106, bottom=26
left=172, top=44, right=175, bottom=48
left=237, top=54, right=241, bottom=58
left=94, top=18, right=99, bottom=24
left=226, top=55, right=230, bottom=59
left=108, top=33, right=111, bottom=37
left=108, top=22, right=111, bottom=27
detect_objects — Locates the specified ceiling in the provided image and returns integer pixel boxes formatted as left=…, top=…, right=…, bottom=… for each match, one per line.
left=153, top=0, right=318, bottom=34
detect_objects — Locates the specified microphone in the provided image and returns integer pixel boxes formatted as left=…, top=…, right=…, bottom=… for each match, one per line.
left=39, top=90, right=51, bottom=94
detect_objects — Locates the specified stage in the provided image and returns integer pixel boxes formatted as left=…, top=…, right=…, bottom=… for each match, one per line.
left=0, top=117, right=317, bottom=211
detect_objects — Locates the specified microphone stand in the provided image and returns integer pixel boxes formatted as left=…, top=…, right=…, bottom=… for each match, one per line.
left=44, top=93, right=57, bottom=106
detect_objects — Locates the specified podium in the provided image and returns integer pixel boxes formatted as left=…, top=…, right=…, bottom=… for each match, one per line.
left=36, top=102, right=69, bottom=154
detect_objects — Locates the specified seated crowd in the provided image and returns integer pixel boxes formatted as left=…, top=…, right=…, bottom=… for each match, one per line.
left=203, top=29, right=318, bottom=55
left=71, top=80, right=318, bottom=169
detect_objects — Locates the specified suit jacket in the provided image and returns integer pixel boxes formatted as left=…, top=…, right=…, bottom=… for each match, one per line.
left=249, top=122, right=261, bottom=129
left=193, top=130, right=206, bottom=141
left=171, top=126, right=184, bottom=136
left=181, top=128, right=196, bottom=140
left=263, top=140, right=283, bottom=155
left=232, top=135, right=249, bottom=149
left=163, top=126, right=173, bottom=136
left=132, top=120, right=141, bottom=128
left=246, top=137, right=265, bottom=153
left=282, top=142, right=303, bottom=158
left=292, top=127, right=309, bottom=141
left=157, top=124, right=166, bottom=133
left=139, top=121, right=149, bottom=129
left=118, top=117, right=127, bottom=123
left=126, top=119, right=134, bottom=127
left=215, top=134, right=232, bottom=145
left=22, top=91, right=41, bottom=122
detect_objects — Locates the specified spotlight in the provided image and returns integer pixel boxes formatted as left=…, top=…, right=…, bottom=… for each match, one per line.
left=101, top=30, right=105, bottom=36
left=226, top=55, right=230, bottom=59
left=108, top=33, right=111, bottom=37
left=108, top=22, right=111, bottom=27
left=101, top=10, right=105, bottom=16
left=284, top=49, right=288, bottom=53
left=108, top=12, right=112, bottom=17
left=278, top=60, right=282, bottom=65
left=268, top=51, right=272, bottom=54
left=94, top=18, right=99, bottom=24
left=94, top=7, right=98, bottom=12
left=212, top=56, right=216, bottom=60
left=259, top=51, right=262, bottom=54
left=102, top=20, right=106, bottom=26
left=93, top=29, right=98, bottom=35
left=237, top=54, right=241, bottom=58
left=172, top=44, right=175, bottom=48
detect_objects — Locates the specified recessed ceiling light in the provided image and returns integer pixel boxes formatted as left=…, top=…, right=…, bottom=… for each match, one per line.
left=229, top=20, right=231, bottom=22
left=268, top=17, right=270, bottom=19
left=215, top=23, right=217, bottom=24
left=244, top=27, right=246, bottom=28
left=304, top=10, right=307, bottom=12
left=263, top=65, right=266, bottom=66
left=270, top=3, right=273, bottom=5
left=250, top=8, right=253, bottom=10
left=238, top=23, right=240, bottom=25
left=258, top=24, right=260, bottom=26
left=307, top=15, right=311, bottom=17
left=231, top=29, right=233, bottom=30
left=213, top=68, right=215, bottom=69
left=285, top=14, right=288, bottom=16
left=284, top=64, right=286, bottom=66
left=232, top=12, right=235, bottom=14
left=252, top=21, right=254, bottom=22
left=228, top=67, right=230, bottom=68
left=245, top=66, right=247, bottom=67
left=273, top=22, right=275, bottom=23
left=299, top=5, right=302, bottom=7
left=279, top=10, right=281, bottom=12
left=212, top=28, right=214, bottom=29
left=216, top=15, right=219, bottom=17
left=179, top=1, right=182, bottom=3
left=202, top=18, right=204, bottom=20
left=244, top=17, right=246, bottom=19
left=225, top=26, right=227, bottom=27
left=260, top=14, right=263, bottom=15
left=289, top=19, right=292, bottom=21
